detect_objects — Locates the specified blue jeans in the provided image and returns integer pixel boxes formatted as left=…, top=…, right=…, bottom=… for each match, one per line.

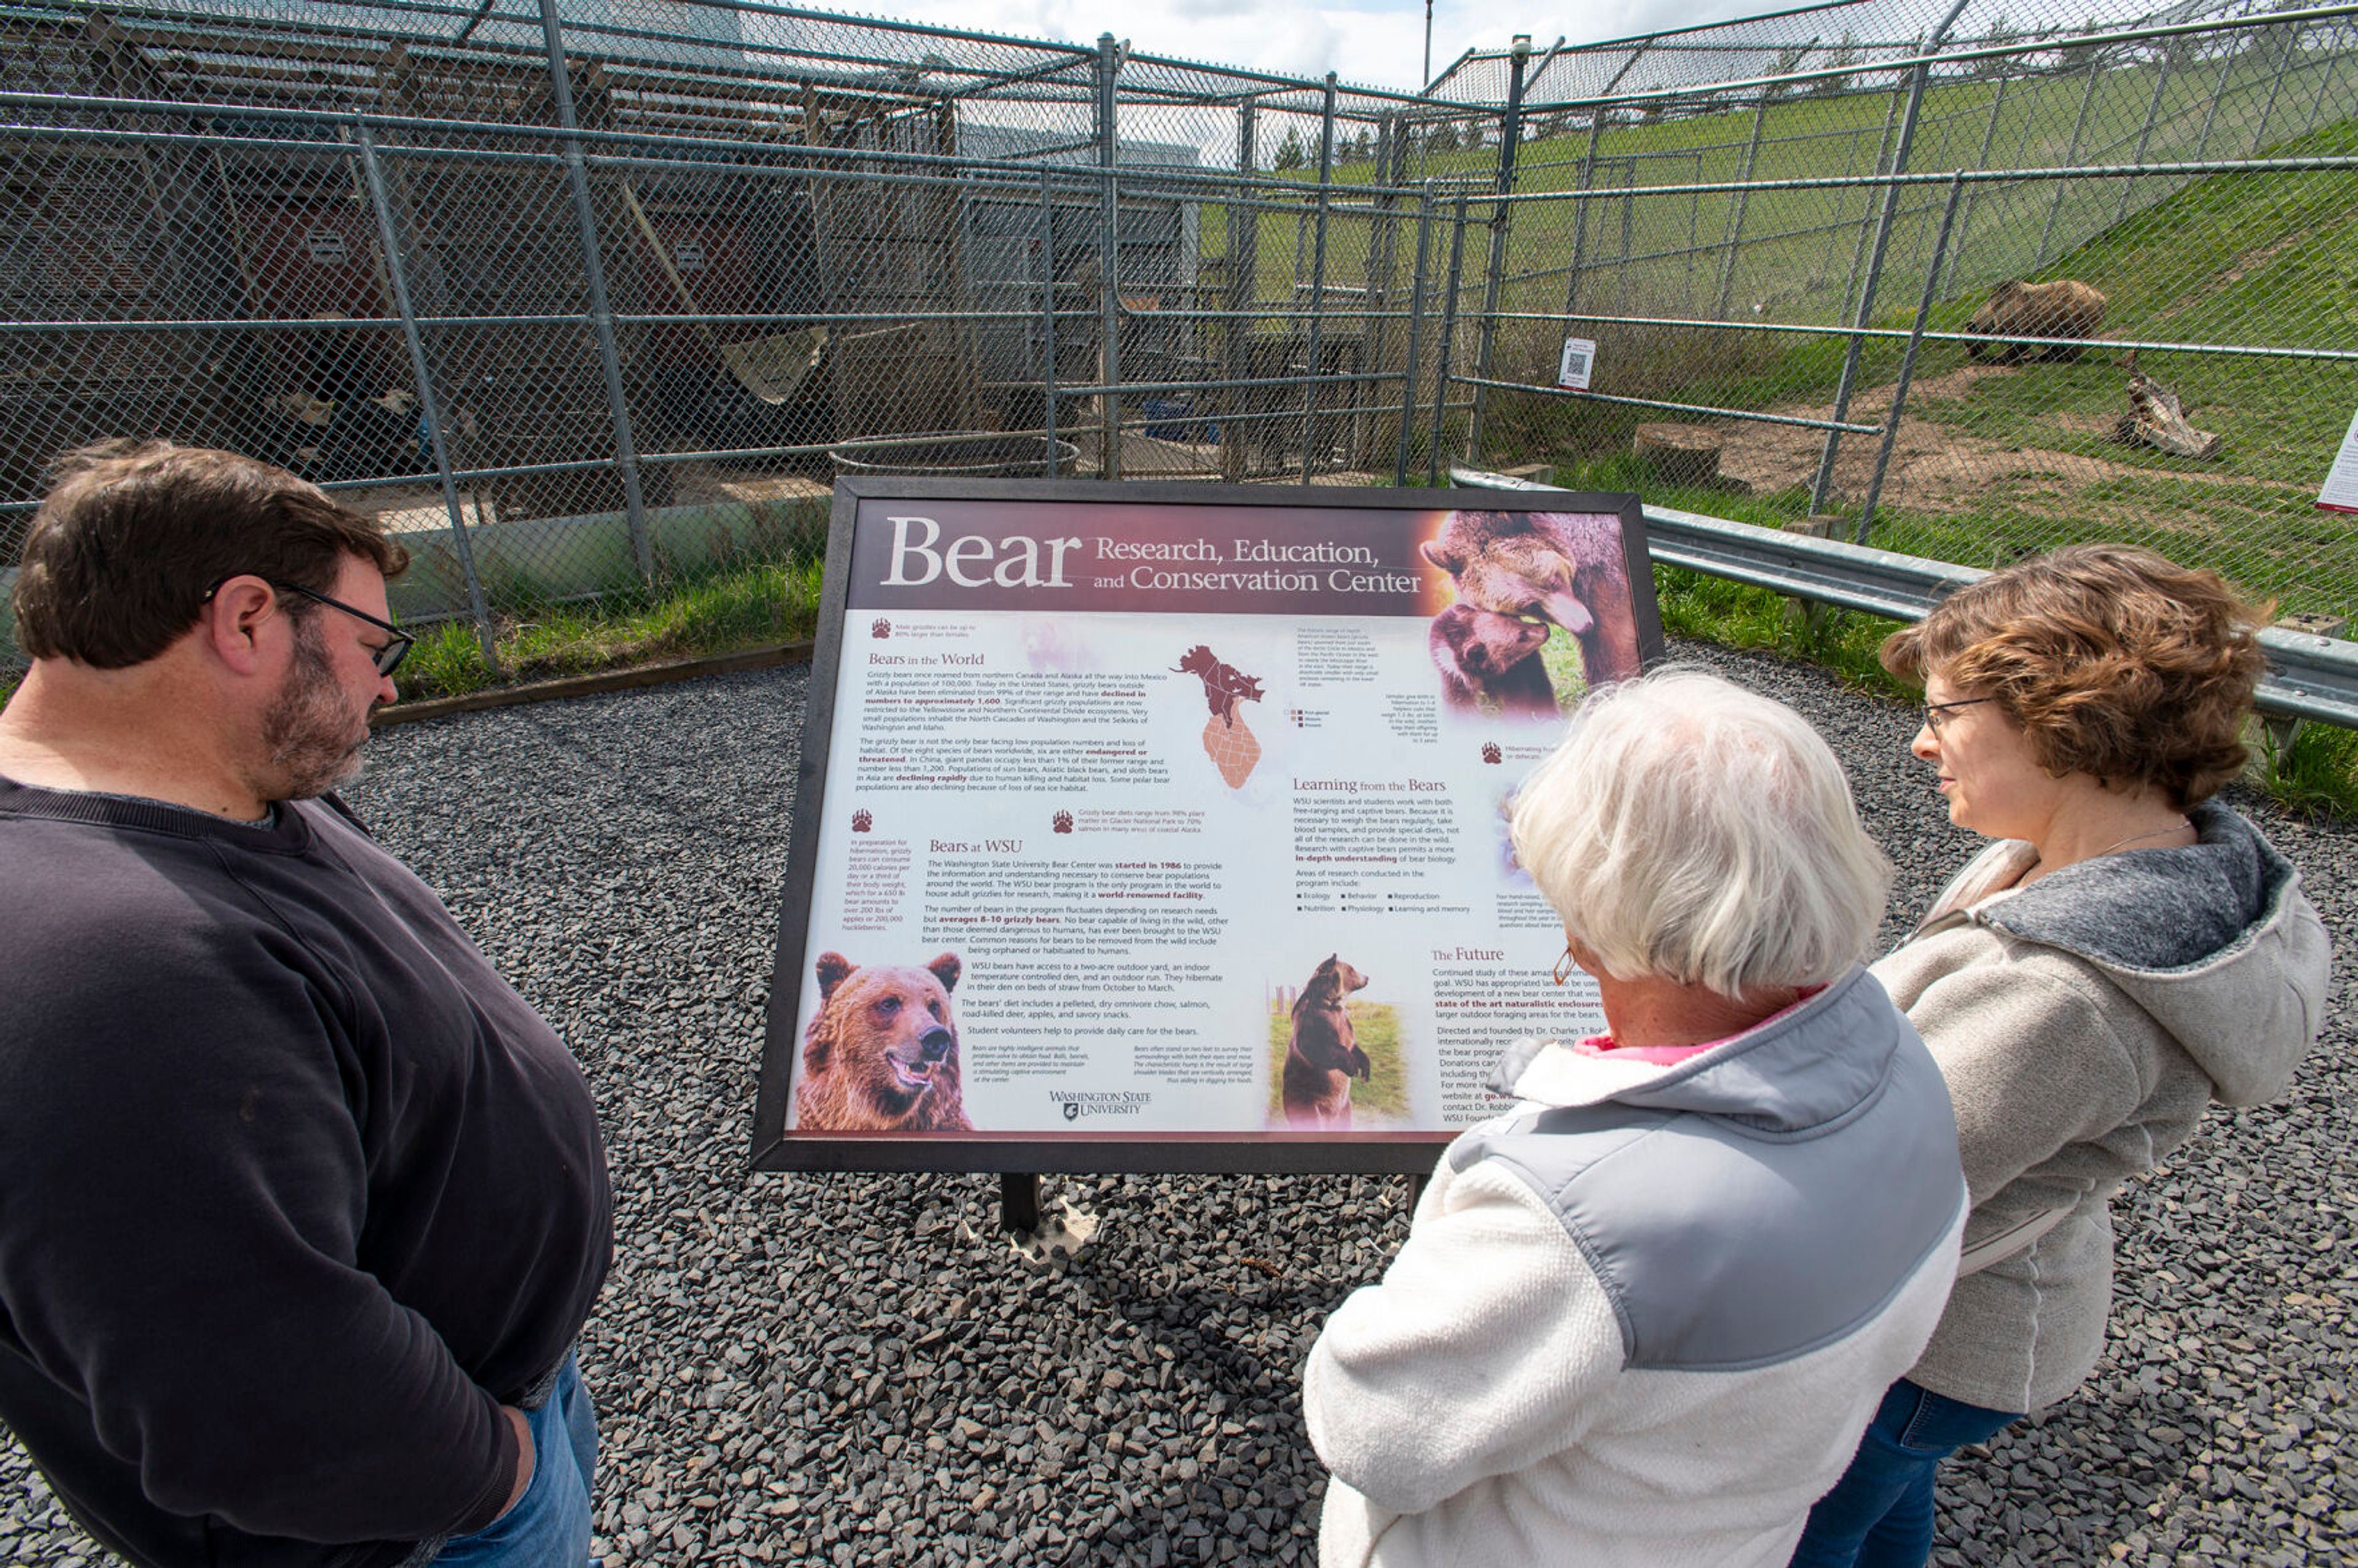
left=1788, top=1378, right=2021, bottom=1568
left=432, top=1354, right=598, bottom=1568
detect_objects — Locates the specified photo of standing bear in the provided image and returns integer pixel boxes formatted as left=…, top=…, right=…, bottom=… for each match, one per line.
left=1282, top=955, right=1373, bottom=1130
left=1420, top=510, right=1644, bottom=691
left=796, top=950, right=973, bottom=1133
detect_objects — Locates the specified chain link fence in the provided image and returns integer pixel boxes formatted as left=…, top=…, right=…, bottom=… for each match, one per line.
left=1428, top=0, right=2358, bottom=630
left=0, top=0, right=2353, bottom=686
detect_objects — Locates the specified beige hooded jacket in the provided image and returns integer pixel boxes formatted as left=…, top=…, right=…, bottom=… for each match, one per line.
left=1872, top=802, right=2330, bottom=1414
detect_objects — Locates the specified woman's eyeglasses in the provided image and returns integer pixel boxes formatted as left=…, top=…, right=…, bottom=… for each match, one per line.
left=1923, top=696, right=1993, bottom=735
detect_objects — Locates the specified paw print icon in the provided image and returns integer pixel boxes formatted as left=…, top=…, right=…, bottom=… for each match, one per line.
left=871, top=618, right=892, bottom=639
left=1481, top=742, right=1503, bottom=765
left=1052, top=810, right=1075, bottom=834
left=851, top=808, right=874, bottom=833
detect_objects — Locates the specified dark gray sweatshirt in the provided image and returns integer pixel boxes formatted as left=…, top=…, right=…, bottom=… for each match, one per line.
left=0, top=779, right=612, bottom=1567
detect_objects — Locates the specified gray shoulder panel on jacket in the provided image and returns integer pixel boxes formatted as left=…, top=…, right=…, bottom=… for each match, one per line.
left=1457, top=1012, right=1964, bottom=1372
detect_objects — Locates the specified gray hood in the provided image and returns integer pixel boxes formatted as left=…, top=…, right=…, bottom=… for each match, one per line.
left=1956, top=804, right=2330, bottom=1106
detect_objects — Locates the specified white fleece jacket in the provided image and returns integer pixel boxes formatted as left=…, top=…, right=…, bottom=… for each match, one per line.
left=1304, top=968, right=1967, bottom=1568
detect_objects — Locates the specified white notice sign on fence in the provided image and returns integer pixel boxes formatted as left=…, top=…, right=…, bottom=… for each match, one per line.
left=2319, top=409, right=2358, bottom=514
left=1558, top=337, right=1596, bottom=391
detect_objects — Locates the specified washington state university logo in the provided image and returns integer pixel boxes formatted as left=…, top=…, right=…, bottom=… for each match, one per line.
left=1063, top=1101, right=1081, bottom=1121
left=871, top=618, right=892, bottom=639
left=1481, top=742, right=1503, bottom=764
left=851, top=808, right=873, bottom=833
left=1052, top=810, right=1074, bottom=834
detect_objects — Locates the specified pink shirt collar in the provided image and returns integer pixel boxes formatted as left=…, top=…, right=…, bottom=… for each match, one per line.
left=1571, top=984, right=1829, bottom=1066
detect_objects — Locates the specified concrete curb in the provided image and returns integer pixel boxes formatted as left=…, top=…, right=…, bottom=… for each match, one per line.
left=373, top=640, right=814, bottom=728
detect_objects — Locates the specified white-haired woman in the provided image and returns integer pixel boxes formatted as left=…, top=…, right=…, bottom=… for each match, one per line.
left=1304, top=669, right=1967, bottom=1568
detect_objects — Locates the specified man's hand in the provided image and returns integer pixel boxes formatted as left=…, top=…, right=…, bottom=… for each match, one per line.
left=495, top=1405, right=535, bottom=1519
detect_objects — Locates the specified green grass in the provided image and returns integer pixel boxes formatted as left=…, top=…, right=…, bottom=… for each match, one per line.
left=1267, top=998, right=1408, bottom=1122
left=393, top=556, right=823, bottom=702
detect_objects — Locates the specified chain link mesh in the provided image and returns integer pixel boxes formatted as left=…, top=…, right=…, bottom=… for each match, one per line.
left=1, top=0, right=2353, bottom=683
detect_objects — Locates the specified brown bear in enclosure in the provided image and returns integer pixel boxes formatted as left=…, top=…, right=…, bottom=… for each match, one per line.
left=1430, top=603, right=1558, bottom=717
left=1283, top=955, right=1372, bottom=1130
left=1965, top=279, right=2107, bottom=363
left=1420, top=511, right=1643, bottom=686
left=797, top=951, right=972, bottom=1133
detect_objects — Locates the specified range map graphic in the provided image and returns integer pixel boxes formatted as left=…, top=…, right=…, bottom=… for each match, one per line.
left=1174, top=645, right=1264, bottom=788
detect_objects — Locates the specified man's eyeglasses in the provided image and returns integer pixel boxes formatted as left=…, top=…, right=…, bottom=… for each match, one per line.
left=273, top=582, right=413, bottom=678
left=202, top=576, right=413, bottom=678
left=1923, top=696, right=1993, bottom=735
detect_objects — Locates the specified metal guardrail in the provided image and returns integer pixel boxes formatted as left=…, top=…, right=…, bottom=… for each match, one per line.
left=1450, top=468, right=2358, bottom=728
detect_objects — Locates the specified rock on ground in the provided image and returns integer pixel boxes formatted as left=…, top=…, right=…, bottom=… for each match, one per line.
left=4, top=639, right=2354, bottom=1566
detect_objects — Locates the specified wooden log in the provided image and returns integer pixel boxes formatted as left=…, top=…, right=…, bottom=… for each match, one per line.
left=1633, top=422, right=1724, bottom=486
left=2112, top=366, right=2221, bottom=460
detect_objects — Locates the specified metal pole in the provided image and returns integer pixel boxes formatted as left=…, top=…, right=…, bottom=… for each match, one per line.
left=1225, top=101, right=1258, bottom=482
left=1427, top=190, right=1471, bottom=485
left=2193, top=40, right=2236, bottom=160
left=1836, top=77, right=1910, bottom=328
left=1298, top=73, right=1337, bottom=484
left=1038, top=167, right=1059, bottom=476
left=2113, top=49, right=2176, bottom=226
left=1811, top=0, right=1972, bottom=514
left=1395, top=185, right=1435, bottom=486
left=2037, top=58, right=2104, bottom=268
left=1953, top=71, right=2010, bottom=256
left=353, top=122, right=500, bottom=676
left=2254, top=21, right=2304, bottom=150
left=1465, top=34, right=1530, bottom=467
left=1856, top=171, right=1966, bottom=543
left=1095, top=33, right=1122, bottom=481
left=1713, top=35, right=1813, bottom=321
left=1356, top=112, right=1399, bottom=469
left=537, top=0, right=652, bottom=583
left=2301, top=22, right=2340, bottom=134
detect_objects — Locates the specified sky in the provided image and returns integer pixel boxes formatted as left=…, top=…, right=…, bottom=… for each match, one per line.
left=838, top=0, right=1770, bottom=92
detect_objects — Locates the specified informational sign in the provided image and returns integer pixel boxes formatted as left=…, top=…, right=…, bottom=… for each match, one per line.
left=2317, top=409, right=2358, bottom=514
left=1558, top=336, right=1597, bottom=390
left=751, top=481, right=1663, bottom=1174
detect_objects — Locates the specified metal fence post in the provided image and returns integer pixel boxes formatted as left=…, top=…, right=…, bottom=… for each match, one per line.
left=2113, top=47, right=2176, bottom=226
left=1038, top=167, right=1059, bottom=475
left=1713, top=90, right=1774, bottom=318
left=1298, top=73, right=1337, bottom=484
left=1465, top=34, right=1530, bottom=468
left=1427, top=190, right=1471, bottom=486
left=1811, top=0, right=1972, bottom=515
left=1225, top=101, right=1259, bottom=483
left=2302, top=21, right=2341, bottom=134
left=1953, top=69, right=2011, bottom=257
left=353, top=122, right=501, bottom=677
left=1857, top=171, right=1966, bottom=544
left=2193, top=38, right=2237, bottom=160
left=2036, top=53, right=2104, bottom=270
left=1395, top=185, right=1435, bottom=486
left=1095, top=33, right=1123, bottom=481
left=1835, top=73, right=1912, bottom=327
left=2254, top=20, right=2305, bottom=151
left=1356, top=111, right=1400, bottom=469
left=537, top=0, right=653, bottom=583
left=1560, top=44, right=1652, bottom=327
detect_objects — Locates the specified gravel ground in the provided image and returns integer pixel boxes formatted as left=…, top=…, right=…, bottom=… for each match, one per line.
left=4, top=637, right=2354, bottom=1567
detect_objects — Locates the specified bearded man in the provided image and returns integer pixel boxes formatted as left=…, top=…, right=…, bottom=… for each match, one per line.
left=0, top=442, right=611, bottom=1568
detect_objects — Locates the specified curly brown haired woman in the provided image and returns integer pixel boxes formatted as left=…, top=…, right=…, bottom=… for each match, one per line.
left=1791, top=544, right=2332, bottom=1567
